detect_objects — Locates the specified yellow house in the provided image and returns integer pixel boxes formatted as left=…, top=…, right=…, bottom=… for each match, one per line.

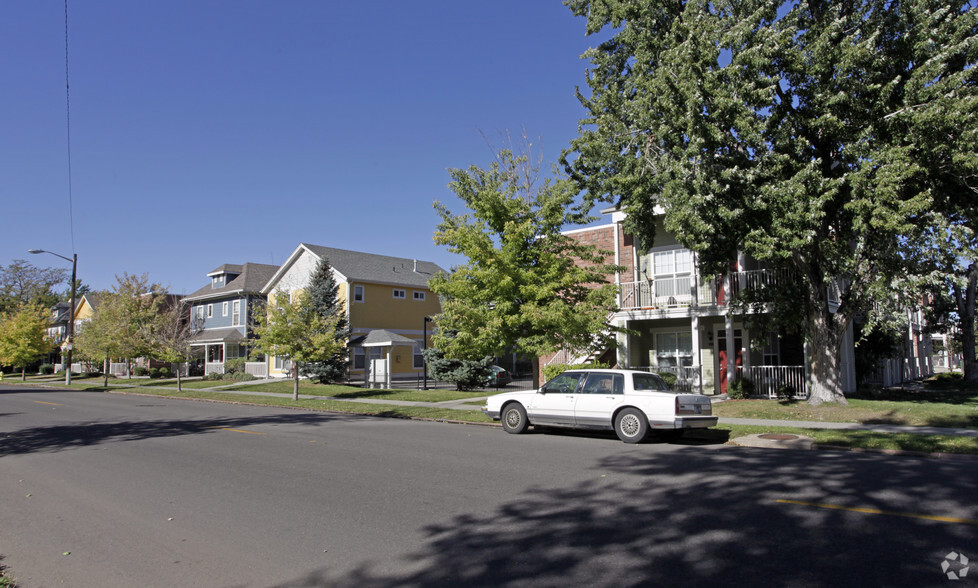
left=261, top=243, right=445, bottom=383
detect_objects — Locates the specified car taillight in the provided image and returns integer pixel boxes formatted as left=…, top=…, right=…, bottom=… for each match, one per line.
left=676, top=397, right=711, bottom=415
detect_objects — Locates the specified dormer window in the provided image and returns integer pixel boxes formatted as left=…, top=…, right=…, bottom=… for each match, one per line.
left=212, top=276, right=225, bottom=288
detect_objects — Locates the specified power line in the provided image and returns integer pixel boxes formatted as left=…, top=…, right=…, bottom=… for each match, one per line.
left=64, top=0, right=76, bottom=254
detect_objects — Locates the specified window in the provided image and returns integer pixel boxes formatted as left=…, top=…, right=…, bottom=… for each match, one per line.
left=413, top=343, right=424, bottom=369
left=207, top=345, right=224, bottom=363
left=353, top=285, right=364, bottom=303
left=354, top=347, right=365, bottom=369
left=650, top=248, right=693, bottom=303
left=274, top=355, right=292, bottom=372
left=763, top=332, right=780, bottom=366
left=582, top=373, right=623, bottom=395
left=393, top=288, right=406, bottom=299
left=206, top=304, right=213, bottom=318
left=232, top=301, right=241, bottom=326
left=655, top=332, right=693, bottom=368
left=195, top=306, right=204, bottom=320
left=413, top=291, right=426, bottom=301
left=222, top=302, right=229, bottom=317
left=542, top=372, right=584, bottom=394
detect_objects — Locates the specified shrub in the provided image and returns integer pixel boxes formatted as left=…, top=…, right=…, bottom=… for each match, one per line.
left=542, top=362, right=610, bottom=384
left=422, top=349, right=493, bottom=391
left=39, top=364, right=55, bottom=375
left=133, top=367, right=149, bottom=377
left=776, top=384, right=795, bottom=401
left=727, top=378, right=755, bottom=399
left=158, top=367, right=172, bottom=379
left=224, top=371, right=255, bottom=382
left=224, top=358, right=247, bottom=374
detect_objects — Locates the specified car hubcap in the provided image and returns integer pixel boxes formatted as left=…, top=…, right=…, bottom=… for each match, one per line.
left=505, top=410, right=521, bottom=428
left=620, top=414, right=641, bottom=437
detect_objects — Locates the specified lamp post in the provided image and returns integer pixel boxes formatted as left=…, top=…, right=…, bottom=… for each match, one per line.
left=29, top=249, right=77, bottom=386
left=423, top=316, right=433, bottom=390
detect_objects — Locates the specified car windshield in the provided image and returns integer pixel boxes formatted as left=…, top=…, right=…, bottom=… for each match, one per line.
left=631, top=373, right=672, bottom=392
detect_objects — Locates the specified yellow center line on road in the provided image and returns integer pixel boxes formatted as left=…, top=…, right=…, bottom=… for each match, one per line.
left=208, top=427, right=266, bottom=436
left=777, top=499, right=978, bottom=525
left=33, top=401, right=62, bottom=406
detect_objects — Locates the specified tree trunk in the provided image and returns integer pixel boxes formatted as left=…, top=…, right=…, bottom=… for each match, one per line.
left=21, top=367, right=26, bottom=382
left=176, top=363, right=183, bottom=392
left=103, top=357, right=109, bottom=387
left=807, top=311, right=849, bottom=406
left=955, top=262, right=978, bottom=382
left=531, top=355, right=541, bottom=389
left=293, top=364, right=299, bottom=401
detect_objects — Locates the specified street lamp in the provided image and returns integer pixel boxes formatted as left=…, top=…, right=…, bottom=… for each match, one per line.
left=423, top=316, right=434, bottom=390
left=29, top=249, right=77, bottom=386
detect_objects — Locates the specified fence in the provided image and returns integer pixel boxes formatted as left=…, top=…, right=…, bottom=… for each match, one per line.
left=245, top=362, right=268, bottom=378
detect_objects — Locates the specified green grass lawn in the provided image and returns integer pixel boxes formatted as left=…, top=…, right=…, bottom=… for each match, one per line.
left=713, top=375, right=978, bottom=429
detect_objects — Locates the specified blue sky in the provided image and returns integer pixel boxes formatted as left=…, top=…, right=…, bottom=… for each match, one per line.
left=1, top=1, right=607, bottom=295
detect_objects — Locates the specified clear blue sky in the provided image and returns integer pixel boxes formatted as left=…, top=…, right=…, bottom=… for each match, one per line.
left=1, top=1, right=607, bottom=295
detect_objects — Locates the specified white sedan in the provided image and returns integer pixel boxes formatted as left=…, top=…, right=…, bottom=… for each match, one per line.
left=482, top=369, right=717, bottom=443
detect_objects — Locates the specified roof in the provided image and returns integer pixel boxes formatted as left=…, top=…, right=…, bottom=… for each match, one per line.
left=264, top=243, right=446, bottom=293
left=185, top=262, right=280, bottom=302
left=359, top=329, right=418, bottom=348
left=207, top=264, right=244, bottom=277
left=189, top=327, right=247, bottom=344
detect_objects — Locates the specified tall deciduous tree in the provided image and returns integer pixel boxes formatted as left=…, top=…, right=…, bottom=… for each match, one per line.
left=430, top=147, right=622, bottom=387
left=252, top=291, right=345, bottom=400
left=0, top=304, right=52, bottom=380
left=562, top=0, right=976, bottom=403
left=0, top=259, right=69, bottom=314
left=299, top=257, right=351, bottom=383
left=149, top=300, right=199, bottom=392
left=75, top=291, right=122, bottom=387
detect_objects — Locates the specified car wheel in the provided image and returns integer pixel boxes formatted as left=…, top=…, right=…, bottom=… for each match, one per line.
left=614, top=408, right=648, bottom=443
left=501, top=403, right=529, bottom=435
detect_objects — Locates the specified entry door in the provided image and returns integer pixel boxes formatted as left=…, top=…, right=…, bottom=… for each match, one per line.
left=716, top=329, right=743, bottom=394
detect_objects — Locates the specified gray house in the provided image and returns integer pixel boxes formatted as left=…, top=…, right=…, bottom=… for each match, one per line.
left=183, top=262, right=279, bottom=375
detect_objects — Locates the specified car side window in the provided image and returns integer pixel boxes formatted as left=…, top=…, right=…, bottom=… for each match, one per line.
left=582, top=374, right=624, bottom=395
left=543, top=372, right=584, bottom=394
left=632, top=373, right=669, bottom=391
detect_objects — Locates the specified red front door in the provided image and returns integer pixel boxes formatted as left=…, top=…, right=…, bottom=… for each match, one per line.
left=717, top=329, right=743, bottom=394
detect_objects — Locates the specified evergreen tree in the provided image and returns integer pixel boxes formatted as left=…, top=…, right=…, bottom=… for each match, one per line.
left=299, top=257, right=351, bottom=383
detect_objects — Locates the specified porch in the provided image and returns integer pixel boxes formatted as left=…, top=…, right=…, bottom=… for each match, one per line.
left=617, top=268, right=794, bottom=311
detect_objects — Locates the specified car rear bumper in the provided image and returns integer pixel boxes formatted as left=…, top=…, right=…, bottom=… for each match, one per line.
left=650, top=416, right=718, bottom=429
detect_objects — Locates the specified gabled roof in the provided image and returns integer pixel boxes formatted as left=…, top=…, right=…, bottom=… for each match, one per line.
left=263, top=243, right=446, bottom=293
left=185, top=262, right=280, bottom=302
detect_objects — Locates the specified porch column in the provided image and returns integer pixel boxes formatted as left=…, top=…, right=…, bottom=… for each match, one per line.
left=616, top=317, right=630, bottom=368
left=725, top=313, right=736, bottom=386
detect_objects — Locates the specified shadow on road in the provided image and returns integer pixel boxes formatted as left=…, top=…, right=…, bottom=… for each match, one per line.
left=0, top=411, right=364, bottom=458
left=271, top=447, right=977, bottom=587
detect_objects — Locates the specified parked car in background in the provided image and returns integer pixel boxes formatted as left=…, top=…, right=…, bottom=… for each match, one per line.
left=486, top=365, right=512, bottom=388
left=482, top=369, right=717, bottom=443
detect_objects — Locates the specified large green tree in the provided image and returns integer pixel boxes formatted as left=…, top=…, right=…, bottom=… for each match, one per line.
left=0, top=304, right=52, bottom=380
left=299, top=257, right=351, bottom=384
left=430, top=147, right=623, bottom=387
left=74, top=291, right=122, bottom=387
left=252, top=290, right=346, bottom=400
left=563, top=0, right=976, bottom=403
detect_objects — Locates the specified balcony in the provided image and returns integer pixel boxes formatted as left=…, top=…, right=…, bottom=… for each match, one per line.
left=617, top=269, right=793, bottom=312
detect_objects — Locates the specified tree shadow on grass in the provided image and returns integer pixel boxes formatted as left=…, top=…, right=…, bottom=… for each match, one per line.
left=0, top=412, right=365, bottom=458
left=273, top=447, right=978, bottom=587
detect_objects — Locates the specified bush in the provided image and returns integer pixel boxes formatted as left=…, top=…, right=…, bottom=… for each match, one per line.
left=39, top=364, right=55, bottom=375
left=148, top=367, right=160, bottom=379
left=542, top=362, right=610, bottom=384
left=158, top=367, right=172, bottom=379
left=224, top=371, right=255, bottom=382
left=422, top=349, right=493, bottom=391
left=776, top=384, right=795, bottom=401
left=727, top=378, right=755, bottom=399
left=224, top=358, right=247, bottom=374
left=133, top=367, right=149, bottom=377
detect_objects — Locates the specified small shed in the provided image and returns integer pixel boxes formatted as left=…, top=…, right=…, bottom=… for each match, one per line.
left=359, top=329, right=417, bottom=388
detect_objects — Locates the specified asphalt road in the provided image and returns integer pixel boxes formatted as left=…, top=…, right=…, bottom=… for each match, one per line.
left=2, top=386, right=977, bottom=587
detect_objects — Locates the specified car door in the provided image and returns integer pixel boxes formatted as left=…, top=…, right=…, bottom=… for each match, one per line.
left=526, top=371, right=584, bottom=426
left=574, top=372, right=625, bottom=428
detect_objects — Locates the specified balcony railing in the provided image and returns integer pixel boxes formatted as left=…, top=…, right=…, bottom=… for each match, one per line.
left=736, top=365, right=808, bottom=399
left=618, top=268, right=793, bottom=311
